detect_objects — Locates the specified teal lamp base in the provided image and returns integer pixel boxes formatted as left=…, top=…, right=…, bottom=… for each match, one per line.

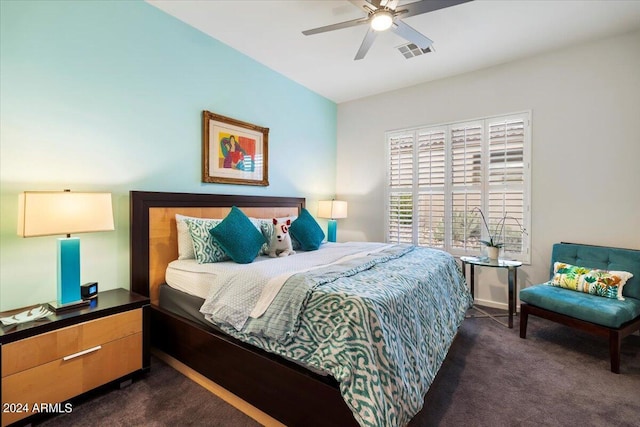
left=47, top=237, right=89, bottom=312
left=327, top=219, right=337, bottom=243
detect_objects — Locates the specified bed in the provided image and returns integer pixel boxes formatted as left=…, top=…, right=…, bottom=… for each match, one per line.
left=130, top=191, right=472, bottom=427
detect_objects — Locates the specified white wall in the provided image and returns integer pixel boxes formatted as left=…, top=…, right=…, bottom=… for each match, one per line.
left=336, top=30, right=640, bottom=308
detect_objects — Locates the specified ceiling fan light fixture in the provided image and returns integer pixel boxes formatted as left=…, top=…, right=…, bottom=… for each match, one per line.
left=370, top=10, right=393, bottom=32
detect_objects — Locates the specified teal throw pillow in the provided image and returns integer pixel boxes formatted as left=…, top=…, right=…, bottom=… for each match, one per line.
left=289, top=208, right=325, bottom=251
left=210, top=206, right=267, bottom=264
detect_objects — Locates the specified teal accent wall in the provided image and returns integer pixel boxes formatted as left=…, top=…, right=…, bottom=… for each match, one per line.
left=0, top=0, right=337, bottom=310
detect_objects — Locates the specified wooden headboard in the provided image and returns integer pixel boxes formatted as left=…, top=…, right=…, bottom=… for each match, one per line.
left=130, top=191, right=305, bottom=305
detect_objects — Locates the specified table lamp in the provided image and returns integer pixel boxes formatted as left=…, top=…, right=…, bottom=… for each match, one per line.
left=317, top=200, right=348, bottom=243
left=17, top=190, right=115, bottom=312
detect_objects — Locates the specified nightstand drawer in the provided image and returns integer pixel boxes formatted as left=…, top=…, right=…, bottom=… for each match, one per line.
left=2, top=309, right=142, bottom=377
left=1, top=332, right=142, bottom=426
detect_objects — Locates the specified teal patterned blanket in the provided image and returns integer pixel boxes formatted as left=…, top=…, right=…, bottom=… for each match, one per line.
left=204, top=244, right=472, bottom=427
left=239, top=244, right=413, bottom=343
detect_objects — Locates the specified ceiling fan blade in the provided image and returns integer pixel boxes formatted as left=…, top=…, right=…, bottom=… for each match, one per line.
left=399, top=0, right=473, bottom=19
left=348, top=0, right=378, bottom=13
left=354, top=27, right=378, bottom=60
left=390, top=19, right=433, bottom=49
left=302, top=16, right=370, bottom=36
left=385, top=0, right=400, bottom=10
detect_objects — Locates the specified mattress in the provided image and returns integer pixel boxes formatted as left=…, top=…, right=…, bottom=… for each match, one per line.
left=158, top=283, right=212, bottom=329
left=165, top=256, right=272, bottom=300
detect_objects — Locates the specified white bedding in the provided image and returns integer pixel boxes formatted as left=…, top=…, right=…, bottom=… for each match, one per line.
left=165, top=242, right=390, bottom=326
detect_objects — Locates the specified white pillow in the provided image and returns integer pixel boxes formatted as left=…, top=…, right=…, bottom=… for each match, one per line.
left=175, top=214, right=200, bottom=260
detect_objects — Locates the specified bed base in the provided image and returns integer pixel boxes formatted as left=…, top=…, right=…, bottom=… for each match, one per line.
left=151, top=306, right=356, bottom=426
left=130, top=191, right=358, bottom=426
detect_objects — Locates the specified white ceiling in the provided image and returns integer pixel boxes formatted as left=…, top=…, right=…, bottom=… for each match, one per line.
left=147, top=0, right=640, bottom=104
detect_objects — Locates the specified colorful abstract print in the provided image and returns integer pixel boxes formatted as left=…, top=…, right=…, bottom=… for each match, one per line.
left=218, top=132, right=256, bottom=172
left=215, top=246, right=473, bottom=427
left=549, top=262, right=633, bottom=300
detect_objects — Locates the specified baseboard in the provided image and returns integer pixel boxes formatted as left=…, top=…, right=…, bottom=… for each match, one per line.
left=474, top=298, right=515, bottom=311
left=151, top=348, right=285, bottom=427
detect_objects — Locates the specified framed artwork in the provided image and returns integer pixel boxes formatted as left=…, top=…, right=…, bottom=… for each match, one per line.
left=202, top=111, right=269, bottom=186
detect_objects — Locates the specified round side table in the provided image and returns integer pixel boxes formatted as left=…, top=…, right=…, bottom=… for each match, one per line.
left=460, top=256, right=522, bottom=328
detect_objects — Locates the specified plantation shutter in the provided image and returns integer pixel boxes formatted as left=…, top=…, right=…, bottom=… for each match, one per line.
left=417, top=130, right=446, bottom=248
left=385, top=111, right=530, bottom=263
left=487, top=117, right=527, bottom=256
left=450, top=122, right=483, bottom=251
left=388, top=133, right=414, bottom=243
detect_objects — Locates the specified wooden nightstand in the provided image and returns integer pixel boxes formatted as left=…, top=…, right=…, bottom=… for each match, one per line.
left=0, top=289, right=150, bottom=426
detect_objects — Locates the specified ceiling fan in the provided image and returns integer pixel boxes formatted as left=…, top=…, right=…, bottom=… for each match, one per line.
left=302, top=0, right=472, bottom=60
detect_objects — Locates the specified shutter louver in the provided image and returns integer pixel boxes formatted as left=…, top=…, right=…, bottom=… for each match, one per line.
left=417, top=131, right=446, bottom=187
left=416, top=130, right=446, bottom=248
left=487, top=117, right=526, bottom=256
left=489, top=191, right=525, bottom=254
left=388, top=193, right=413, bottom=243
left=489, top=119, right=525, bottom=185
left=389, top=134, right=413, bottom=188
left=451, top=192, right=482, bottom=250
left=450, top=123, right=483, bottom=250
left=418, top=192, right=445, bottom=248
left=388, top=132, right=414, bottom=244
left=451, top=125, right=482, bottom=186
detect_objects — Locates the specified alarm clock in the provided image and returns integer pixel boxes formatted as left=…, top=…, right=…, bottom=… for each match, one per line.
left=81, top=282, right=99, bottom=300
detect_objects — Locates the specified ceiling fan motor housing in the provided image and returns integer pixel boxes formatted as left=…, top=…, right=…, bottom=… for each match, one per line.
left=371, top=10, right=394, bottom=31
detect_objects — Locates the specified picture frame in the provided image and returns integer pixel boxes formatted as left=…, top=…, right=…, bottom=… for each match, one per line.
left=202, top=110, right=269, bottom=186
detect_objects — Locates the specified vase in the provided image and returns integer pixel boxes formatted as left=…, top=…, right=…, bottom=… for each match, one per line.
left=487, top=246, right=500, bottom=260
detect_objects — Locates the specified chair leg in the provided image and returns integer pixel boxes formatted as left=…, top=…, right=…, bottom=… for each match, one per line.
left=609, top=330, right=621, bottom=374
left=519, top=303, right=529, bottom=339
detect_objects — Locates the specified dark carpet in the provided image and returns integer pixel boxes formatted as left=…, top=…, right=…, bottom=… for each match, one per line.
left=411, top=308, right=640, bottom=426
left=37, top=308, right=639, bottom=427
left=36, top=357, right=260, bottom=427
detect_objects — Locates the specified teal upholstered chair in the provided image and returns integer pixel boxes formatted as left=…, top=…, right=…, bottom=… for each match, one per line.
left=519, top=242, right=640, bottom=373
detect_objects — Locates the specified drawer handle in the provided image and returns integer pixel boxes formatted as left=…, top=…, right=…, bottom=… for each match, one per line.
left=63, top=345, right=102, bottom=361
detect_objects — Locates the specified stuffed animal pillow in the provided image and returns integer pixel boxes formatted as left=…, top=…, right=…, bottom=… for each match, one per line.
left=268, top=218, right=296, bottom=257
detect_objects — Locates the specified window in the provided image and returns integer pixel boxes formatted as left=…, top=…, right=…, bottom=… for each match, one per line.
left=386, top=112, right=531, bottom=263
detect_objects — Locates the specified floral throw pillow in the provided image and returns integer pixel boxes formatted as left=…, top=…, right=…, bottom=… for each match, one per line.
left=549, top=262, right=634, bottom=300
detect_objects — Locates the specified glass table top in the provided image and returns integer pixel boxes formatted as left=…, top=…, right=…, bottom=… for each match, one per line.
left=460, top=256, right=523, bottom=268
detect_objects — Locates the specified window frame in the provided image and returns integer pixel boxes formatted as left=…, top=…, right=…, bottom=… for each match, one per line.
left=385, top=111, right=532, bottom=264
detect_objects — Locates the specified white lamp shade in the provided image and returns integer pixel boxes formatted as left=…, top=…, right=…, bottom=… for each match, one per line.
left=317, top=200, right=348, bottom=220
left=17, top=191, right=115, bottom=237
